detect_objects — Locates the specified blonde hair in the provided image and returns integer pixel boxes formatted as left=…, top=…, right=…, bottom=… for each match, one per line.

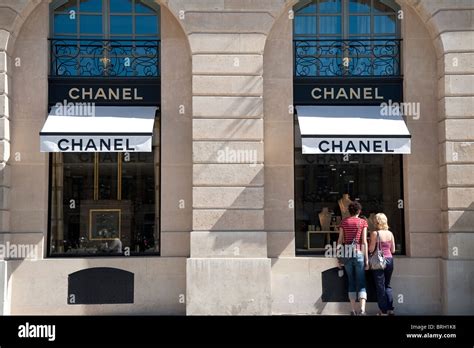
left=374, top=213, right=389, bottom=230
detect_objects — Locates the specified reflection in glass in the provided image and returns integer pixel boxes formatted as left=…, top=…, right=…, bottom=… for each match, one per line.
left=110, top=15, right=133, bottom=34
left=374, top=15, right=396, bottom=33
left=295, top=16, right=317, bottom=35
left=135, top=15, right=158, bottom=34
left=349, top=15, right=370, bottom=34
left=319, top=0, right=341, bottom=13
left=79, top=15, right=102, bottom=34
left=54, top=14, right=77, bottom=34
left=319, top=16, right=341, bottom=34
left=298, top=3, right=317, bottom=14
left=349, top=0, right=370, bottom=13
left=50, top=150, right=158, bottom=256
left=294, top=153, right=404, bottom=255
left=80, top=0, right=102, bottom=12
left=110, top=0, right=133, bottom=13
left=136, top=0, right=155, bottom=13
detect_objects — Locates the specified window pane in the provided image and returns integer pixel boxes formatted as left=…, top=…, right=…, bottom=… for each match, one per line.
left=295, top=16, right=317, bottom=35
left=293, top=154, right=405, bottom=255
left=297, top=3, right=317, bottom=14
left=49, top=152, right=158, bottom=256
left=54, top=14, right=77, bottom=34
left=136, top=0, right=156, bottom=14
left=135, top=15, right=158, bottom=34
left=349, top=15, right=370, bottom=34
left=374, top=15, right=396, bottom=33
left=110, top=0, right=133, bottom=13
left=319, top=16, right=341, bottom=34
left=121, top=152, right=157, bottom=253
left=80, top=0, right=102, bottom=12
left=319, top=0, right=341, bottom=13
left=80, top=15, right=102, bottom=34
left=110, top=15, right=133, bottom=34
left=98, top=153, right=118, bottom=200
left=349, top=0, right=370, bottom=13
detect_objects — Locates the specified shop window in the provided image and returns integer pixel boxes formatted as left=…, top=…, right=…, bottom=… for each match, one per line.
left=49, top=150, right=159, bottom=256
left=50, top=0, right=160, bottom=77
left=294, top=0, right=401, bottom=77
left=294, top=152, right=405, bottom=255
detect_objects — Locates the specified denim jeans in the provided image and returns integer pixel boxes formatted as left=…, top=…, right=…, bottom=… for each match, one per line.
left=373, top=257, right=394, bottom=313
left=344, top=252, right=367, bottom=301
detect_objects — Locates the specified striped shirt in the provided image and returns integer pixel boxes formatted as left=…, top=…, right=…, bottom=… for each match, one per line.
left=341, top=216, right=368, bottom=247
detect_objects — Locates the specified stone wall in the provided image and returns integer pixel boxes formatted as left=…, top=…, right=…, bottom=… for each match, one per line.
left=405, top=0, right=474, bottom=314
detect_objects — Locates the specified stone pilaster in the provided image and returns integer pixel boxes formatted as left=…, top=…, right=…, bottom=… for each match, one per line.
left=164, top=0, right=290, bottom=315
left=407, top=0, right=474, bottom=314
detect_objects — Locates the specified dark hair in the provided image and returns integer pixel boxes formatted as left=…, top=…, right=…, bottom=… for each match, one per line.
left=348, top=202, right=362, bottom=216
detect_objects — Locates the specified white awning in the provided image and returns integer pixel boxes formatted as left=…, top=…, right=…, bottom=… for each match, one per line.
left=40, top=106, right=157, bottom=152
left=296, top=105, right=411, bottom=154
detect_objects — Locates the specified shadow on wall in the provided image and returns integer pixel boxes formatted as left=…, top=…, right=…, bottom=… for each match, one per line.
left=321, top=267, right=377, bottom=302
left=450, top=202, right=474, bottom=234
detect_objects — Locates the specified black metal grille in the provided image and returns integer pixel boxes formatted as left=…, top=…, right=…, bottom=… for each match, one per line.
left=294, top=39, right=401, bottom=77
left=49, top=38, right=160, bottom=77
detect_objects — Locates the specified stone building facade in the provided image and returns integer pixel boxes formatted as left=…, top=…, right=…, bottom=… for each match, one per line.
left=0, top=0, right=472, bottom=315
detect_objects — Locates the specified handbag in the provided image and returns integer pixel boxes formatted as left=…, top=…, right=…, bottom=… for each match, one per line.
left=369, top=231, right=387, bottom=270
left=337, top=219, right=361, bottom=265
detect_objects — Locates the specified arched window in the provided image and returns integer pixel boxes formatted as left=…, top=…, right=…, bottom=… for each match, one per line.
left=51, top=0, right=160, bottom=76
left=294, top=0, right=401, bottom=76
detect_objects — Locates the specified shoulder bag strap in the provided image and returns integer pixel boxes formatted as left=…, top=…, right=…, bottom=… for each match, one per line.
left=352, top=219, right=362, bottom=245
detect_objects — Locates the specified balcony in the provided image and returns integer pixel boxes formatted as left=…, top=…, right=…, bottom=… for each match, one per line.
left=49, top=38, right=160, bottom=78
left=294, top=39, right=401, bottom=78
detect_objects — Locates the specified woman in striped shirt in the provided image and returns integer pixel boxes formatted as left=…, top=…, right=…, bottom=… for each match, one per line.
left=337, top=201, right=369, bottom=315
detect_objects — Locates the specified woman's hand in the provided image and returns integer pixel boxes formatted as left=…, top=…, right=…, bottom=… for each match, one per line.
left=364, top=262, right=369, bottom=271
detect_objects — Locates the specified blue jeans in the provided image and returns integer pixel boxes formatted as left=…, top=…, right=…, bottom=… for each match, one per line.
left=373, top=257, right=394, bottom=313
left=344, top=252, right=367, bottom=301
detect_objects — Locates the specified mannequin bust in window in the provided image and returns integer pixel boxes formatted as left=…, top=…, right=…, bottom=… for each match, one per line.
left=338, top=194, right=353, bottom=219
left=319, top=207, right=332, bottom=231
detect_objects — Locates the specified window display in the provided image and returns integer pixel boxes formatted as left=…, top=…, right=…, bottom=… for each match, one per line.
left=295, top=152, right=404, bottom=255
left=49, top=151, right=158, bottom=256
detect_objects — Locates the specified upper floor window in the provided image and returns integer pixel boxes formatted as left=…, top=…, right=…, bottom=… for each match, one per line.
left=50, top=0, right=160, bottom=77
left=294, top=0, right=401, bottom=77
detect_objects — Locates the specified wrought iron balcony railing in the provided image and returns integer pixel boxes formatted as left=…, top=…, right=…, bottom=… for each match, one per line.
left=294, top=39, right=401, bottom=78
left=49, top=38, right=160, bottom=78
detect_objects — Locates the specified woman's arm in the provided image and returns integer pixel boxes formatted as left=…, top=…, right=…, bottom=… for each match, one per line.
left=362, top=227, right=368, bottom=269
left=369, top=231, right=377, bottom=253
left=391, top=232, right=396, bottom=254
left=337, top=227, right=344, bottom=245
